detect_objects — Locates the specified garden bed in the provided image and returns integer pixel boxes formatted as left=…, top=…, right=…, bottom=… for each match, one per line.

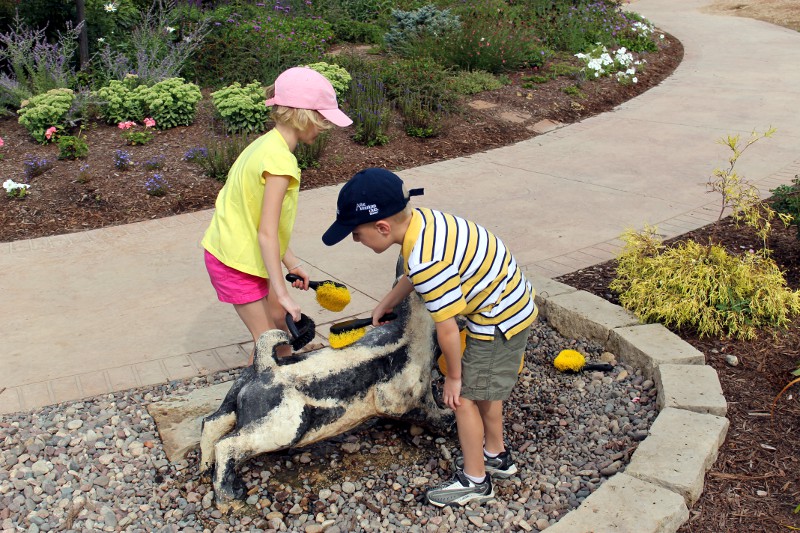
left=0, top=35, right=682, bottom=244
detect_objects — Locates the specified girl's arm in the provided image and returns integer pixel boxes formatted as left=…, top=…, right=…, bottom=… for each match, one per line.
left=258, top=173, right=301, bottom=321
left=282, top=247, right=309, bottom=290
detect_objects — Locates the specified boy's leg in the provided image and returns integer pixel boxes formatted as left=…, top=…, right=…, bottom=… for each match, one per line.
left=455, top=398, right=487, bottom=479
left=476, top=400, right=505, bottom=454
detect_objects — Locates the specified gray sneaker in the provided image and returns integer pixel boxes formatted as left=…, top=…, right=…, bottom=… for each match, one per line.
left=426, top=470, right=494, bottom=507
left=455, top=450, right=518, bottom=479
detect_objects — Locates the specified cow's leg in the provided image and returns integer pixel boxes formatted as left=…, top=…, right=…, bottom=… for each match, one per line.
left=213, top=403, right=305, bottom=511
left=199, top=368, right=256, bottom=474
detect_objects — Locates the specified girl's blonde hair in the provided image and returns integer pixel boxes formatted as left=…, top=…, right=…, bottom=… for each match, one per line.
left=265, top=84, right=333, bottom=132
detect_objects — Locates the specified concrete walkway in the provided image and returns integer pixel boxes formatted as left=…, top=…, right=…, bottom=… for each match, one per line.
left=1, top=0, right=799, bottom=415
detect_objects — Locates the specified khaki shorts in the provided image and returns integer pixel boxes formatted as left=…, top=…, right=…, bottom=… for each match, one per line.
left=460, top=325, right=532, bottom=401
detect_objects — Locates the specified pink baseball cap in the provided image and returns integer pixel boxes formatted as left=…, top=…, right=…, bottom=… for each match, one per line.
left=265, top=67, right=353, bottom=127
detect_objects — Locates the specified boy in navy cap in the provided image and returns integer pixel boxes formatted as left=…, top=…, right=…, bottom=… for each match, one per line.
left=323, top=168, right=537, bottom=507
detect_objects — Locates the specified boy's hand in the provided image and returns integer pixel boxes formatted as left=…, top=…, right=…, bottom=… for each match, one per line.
left=443, top=376, right=462, bottom=410
left=372, top=304, right=394, bottom=326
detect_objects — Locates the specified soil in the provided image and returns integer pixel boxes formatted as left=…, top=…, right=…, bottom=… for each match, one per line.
left=1, top=10, right=798, bottom=531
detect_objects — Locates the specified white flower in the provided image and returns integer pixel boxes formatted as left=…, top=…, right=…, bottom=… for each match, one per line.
left=660, top=34, right=665, bottom=39
left=3, top=179, right=30, bottom=192
left=165, top=26, right=176, bottom=33
left=632, top=77, right=638, bottom=83
left=97, top=37, right=105, bottom=43
left=104, top=2, right=117, bottom=12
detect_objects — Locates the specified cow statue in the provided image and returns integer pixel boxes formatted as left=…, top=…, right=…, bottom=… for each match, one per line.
left=199, top=277, right=454, bottom=512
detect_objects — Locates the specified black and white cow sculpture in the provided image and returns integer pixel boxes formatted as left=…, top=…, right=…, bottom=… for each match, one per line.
left=199, top=289, right=454, bottom=511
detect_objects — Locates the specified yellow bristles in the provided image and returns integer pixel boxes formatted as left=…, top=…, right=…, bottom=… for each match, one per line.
left=315, top=283, right=351, bottom=312
left=553, top=349, right=586, bottom=372
left=328, top=327, right=366, bottom=349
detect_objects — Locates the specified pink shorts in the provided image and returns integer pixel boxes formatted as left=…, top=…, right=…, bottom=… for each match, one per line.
left=204, top=250, right=269, bottom=304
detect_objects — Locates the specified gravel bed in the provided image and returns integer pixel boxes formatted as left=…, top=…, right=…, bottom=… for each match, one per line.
left=0, top=317, right=658, bottom=532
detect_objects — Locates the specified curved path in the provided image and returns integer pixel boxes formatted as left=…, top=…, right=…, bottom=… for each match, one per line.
left=1, top=0, right=799, bottom=419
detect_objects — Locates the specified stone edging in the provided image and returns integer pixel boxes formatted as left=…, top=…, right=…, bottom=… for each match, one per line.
left=527, top=273, right=729, bottom=533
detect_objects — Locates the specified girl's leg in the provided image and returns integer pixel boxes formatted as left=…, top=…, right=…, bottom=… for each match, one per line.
left=233, top=297, right=275, bottom=365
left=476, top=400, right=505, bottom=454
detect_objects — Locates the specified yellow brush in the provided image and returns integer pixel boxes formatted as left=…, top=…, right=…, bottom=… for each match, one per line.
left=553, top=349, right=614, bottom=372
left=328, top=313, right=397, bottom=349
left=286, top=273, right=351, bottom=312
left=437, top=329, right=524, bottom=375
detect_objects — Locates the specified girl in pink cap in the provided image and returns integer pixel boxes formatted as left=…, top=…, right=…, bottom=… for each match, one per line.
left=201, top=67, right=352, bottom=361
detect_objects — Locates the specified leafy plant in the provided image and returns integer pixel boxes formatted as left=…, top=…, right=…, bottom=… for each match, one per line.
left=188, top=135, right=250, bottom=182
left=0, top=14, right=82, bottom=112
left=306, top=62, right=352, bottom=100
left=118, top=117, right=156, bottom=145
left=17, top=88, right=76, bottom=143
left=57, top=135, right=89, bottom=160
left=210, top=81, right=270, bottom=134
left=113, top=149, right=134, bottom=170
left=23, top=156, right=54, bottom=179
left=142, top=155, right=166, bottom=171
left=348, top=72, right=390, bottom=147
left=3, top=179, right=30, bottom=199
left=145, top=173, right=169, bottom=196
left=449, top=70, right=505, bottom=96
left=384, top=5, right=461, bottom=53
left=575, top=44, right=641, bottom=84
left=398, top=90, right=444, bottom=138
left=138, top=77, right=202, bottom=129
left=77, top=164, right=92, bottom=183
left=295, top=131, right=330, bottom=170
left=92, top=0, right=212, bottom=85
left=93, top=75, right=148, bottom=124
left=188, top=7, right=333, bottom=88
left=769, top=175, right=800, bottom=239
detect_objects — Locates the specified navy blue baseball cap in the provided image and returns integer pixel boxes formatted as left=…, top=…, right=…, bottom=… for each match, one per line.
left=322, top=168, right=424, bottom=246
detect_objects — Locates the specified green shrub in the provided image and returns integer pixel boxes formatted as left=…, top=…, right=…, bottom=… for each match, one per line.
left=139, top=78, right=202, bottom=130
left=368, top=56, right=458, bottom=110
left=306, top=62, right=352, bottom=100
left=770, top=176, right=800, bottom=239
left=17, top=88, right=75, bottom=143
left=211, top=81, right=270, bottom=134
left=330, top=19, right=383, bottom=44
left=57, top=135, right=89, bottom=160
left=610, top=227, right=800, bottom=340
left=449, top=70, right=505, bottom=95
left=384, top=5, right=461, bottom=53
left=93, top=76, right=147, bottom=124
left=188, top=8, right=333, bottom=88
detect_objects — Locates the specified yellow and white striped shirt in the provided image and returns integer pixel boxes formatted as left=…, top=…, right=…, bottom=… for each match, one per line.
left=401, top=208, right=537, bottom=341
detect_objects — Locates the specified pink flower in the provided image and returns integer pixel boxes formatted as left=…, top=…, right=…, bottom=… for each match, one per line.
left=0, top=137, right=4, bottom=147
left=143, top=117, right=156, bottom=128
left=118, top=121, right=136, bottom=130
left=45, top=126, right=57, bottom=140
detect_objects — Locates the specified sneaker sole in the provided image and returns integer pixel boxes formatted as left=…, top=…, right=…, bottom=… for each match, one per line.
left=487, top=464, right=518, bottom=479
left=427, top=489, right=495, bottom=508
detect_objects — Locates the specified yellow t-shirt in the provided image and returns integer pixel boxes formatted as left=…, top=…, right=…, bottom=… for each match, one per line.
left=201, top=129, right=300, bottom=278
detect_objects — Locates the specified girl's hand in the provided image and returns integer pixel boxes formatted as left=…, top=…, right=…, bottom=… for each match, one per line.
left=288, top=266, right=310, bottom=290
left=278, top=293, right=302, bottom=323
left=443, top=376, right=462, bottom=410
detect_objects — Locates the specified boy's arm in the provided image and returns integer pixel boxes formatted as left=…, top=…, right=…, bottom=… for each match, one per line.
left=372, top=275, right=414, bottom=326
left=436, top=317, right=462, bottom=410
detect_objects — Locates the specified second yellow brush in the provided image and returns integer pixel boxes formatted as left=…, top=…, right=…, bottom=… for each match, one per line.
left=286, top=273, right=351, bottom=312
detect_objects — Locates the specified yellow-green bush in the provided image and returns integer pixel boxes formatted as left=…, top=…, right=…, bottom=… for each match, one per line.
left=610, top=226, right=800, bottom=340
